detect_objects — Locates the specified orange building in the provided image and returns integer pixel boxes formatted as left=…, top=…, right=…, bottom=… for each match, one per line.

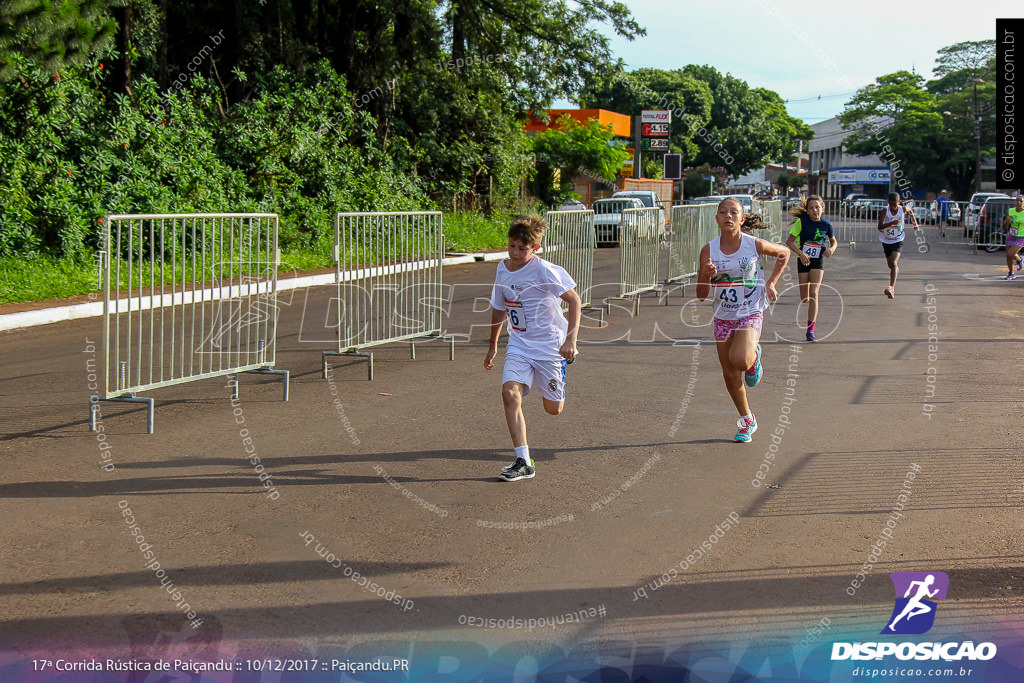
left=523, top=109, right=633, bottom=206
left=523, top=109, right=631, bottom=137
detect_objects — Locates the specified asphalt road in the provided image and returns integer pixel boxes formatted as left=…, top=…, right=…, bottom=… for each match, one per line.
left=0, top=236, right=1022, bottom=678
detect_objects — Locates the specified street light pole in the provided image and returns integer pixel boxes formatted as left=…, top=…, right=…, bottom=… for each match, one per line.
left=973, top=78, right=983, bottom=192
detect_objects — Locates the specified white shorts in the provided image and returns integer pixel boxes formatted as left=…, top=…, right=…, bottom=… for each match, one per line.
left=502, top=353, right=568, bottom=402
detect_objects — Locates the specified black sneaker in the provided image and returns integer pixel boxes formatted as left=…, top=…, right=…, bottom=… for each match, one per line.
left=499, top=457, right=535, bottom=481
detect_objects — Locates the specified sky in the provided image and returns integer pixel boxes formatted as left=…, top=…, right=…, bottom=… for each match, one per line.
left=575, top=0, right=1017, bottom=127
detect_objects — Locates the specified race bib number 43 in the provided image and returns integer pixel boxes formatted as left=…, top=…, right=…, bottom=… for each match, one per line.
left=504, top=300, right=526, bottom=332
left=716, top=286, right=741, bottom=307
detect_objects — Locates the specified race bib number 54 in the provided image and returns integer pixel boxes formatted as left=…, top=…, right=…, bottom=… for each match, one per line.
left=885, top=228, right=902, bottom=240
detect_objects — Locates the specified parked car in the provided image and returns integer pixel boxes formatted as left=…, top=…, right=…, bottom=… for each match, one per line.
left=724, top=194, right=755, bottom=213
left=611, top=190, right=667, bottom=226
left=975, top=197, right=1016, bottom=251
left=841, top=193, right=870, bottom=210
left=592, top=197, right=644, bottom=244
left=689, top=195, right=726, bottom=205
left=855, top=198, right=888, bottom=219
left=964, top=192, right=1010, bottom=235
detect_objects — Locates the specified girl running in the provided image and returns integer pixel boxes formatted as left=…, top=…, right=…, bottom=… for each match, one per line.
left=696, top=198, right=790, bottom=443
left=784, top=195, right=836, bottom=341
left=1003, top=193, right=1024, bottom=280
left=877, top=192, right=920, bottom=298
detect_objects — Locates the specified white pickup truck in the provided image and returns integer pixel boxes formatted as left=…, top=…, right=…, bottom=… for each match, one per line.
left=612, top=190, right=667, bottom=227
left=592, top=197, right=644, bottom=244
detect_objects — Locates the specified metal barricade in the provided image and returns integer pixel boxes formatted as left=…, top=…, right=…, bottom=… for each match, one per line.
left=90, top=213, right=289, bottom=434
left=833, top=199, right=879, bottom=248
left=542, top=209, right=603, bottom=323
left=322, top=211, right=454, bottom=380
left=611, top=207, right=662, bottom=315
left=666, top=203, right=717, bottom=282
left=759, top=200, right=784, bottom=243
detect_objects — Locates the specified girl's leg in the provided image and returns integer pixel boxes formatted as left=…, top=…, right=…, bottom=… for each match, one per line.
left=798, top=271, right=811, bottom=319
left=1006, top=245, right=1021, bottom=273
left=807, top=269, right=824, bottom=322
left=718, top=328, right=760, bottom=416
left=716, top=337, right=749, bottom=417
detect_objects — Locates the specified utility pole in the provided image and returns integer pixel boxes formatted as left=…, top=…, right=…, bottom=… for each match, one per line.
left=973, top=78, right=983, bottom=192
left=633, top=115, right=643, bottom=179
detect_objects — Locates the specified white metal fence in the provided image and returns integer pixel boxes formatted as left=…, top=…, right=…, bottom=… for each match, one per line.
left=825, top=198, right=1005, bottom=252
left=90, top=213, right=288, bottom=433
left=666, top=204, right=718, bottom=282
left=758, top=199, right=784, bottom=243
left=322, top=211, right=454, bottom=380
left=542, top=209, right=600, bottom=321
left=615, top=207, right=663, bottom=309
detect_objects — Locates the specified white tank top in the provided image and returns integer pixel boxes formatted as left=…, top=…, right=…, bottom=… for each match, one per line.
left=879, top=206, right=905, bottom=244
left=709, top=233, right=766, bottom=320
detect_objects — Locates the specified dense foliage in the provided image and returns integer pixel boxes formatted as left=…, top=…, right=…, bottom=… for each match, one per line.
left=839, top=41, right=997, bottom=197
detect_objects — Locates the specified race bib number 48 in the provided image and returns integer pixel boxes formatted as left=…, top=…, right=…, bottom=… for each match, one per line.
left=803, top=242, right=822, bottom=258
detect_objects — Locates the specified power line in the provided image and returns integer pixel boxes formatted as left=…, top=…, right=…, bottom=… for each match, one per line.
left=783, top=91, right=858, bottom=105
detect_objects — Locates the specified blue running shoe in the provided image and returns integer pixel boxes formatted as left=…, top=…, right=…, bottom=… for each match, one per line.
left=745, top=344, right=763, bottom=387
left=734, top=414, right=758, bottom=443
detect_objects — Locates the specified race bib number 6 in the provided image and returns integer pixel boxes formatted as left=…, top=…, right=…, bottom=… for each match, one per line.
left=505, top=300, right=526, bottom=332
left=803, top=242, right=822, bottom=258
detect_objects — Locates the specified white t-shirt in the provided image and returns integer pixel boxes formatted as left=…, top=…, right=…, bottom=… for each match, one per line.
left=490, top=256, right=576, bottom=361
left=708, top=233, right=767, bottom=321
left=879, top=206, right=906, bottom=244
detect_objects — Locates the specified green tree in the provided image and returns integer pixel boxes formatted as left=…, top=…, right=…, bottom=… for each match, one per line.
left=839, top=71, right=947, bottom=192
left=582, top=66, right=810, bottom=176
left=682, top=163, right=728, bottom=197
left=841, top=49, right=998, bottom=198
left=681, top=65, right=812, bottom=176
left=530, top=115, right=629, bottom=205
left=0, top=0, right=116, bottom=80
left=578, top=67, right=713, bottom=162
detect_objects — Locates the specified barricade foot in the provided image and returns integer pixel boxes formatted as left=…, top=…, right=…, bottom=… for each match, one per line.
left=322, top=350, right=373, bottom=381
left=582, top=305, right=606, bottom=328
left=89, top=394, right=155, bottom=434
left=245, top=367, right=290, bottom=401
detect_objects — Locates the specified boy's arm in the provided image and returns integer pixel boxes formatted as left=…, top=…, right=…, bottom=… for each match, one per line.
left=483, top=307, right=506, bottom=370
left=909, top=209, right=921, bottom=230
left=558, top=288, right=581, bottom=360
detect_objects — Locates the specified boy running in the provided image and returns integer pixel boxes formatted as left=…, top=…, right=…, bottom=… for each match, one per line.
left=877, top=192, right=920, bottom=298
left=484, top=215, right=581, bottom=481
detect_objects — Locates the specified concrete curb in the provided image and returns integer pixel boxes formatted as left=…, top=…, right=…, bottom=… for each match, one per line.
left=0, top=251, right=507, bottom=332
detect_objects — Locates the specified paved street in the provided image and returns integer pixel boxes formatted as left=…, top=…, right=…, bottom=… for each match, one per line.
left=0, top=237, right=1022, bottom=678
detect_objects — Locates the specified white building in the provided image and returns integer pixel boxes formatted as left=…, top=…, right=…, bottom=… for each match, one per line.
left=807, top=117, right=890, bottom=200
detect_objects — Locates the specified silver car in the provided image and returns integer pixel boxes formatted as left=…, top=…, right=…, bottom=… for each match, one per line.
left=592, top=197, right=645, bottom=244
